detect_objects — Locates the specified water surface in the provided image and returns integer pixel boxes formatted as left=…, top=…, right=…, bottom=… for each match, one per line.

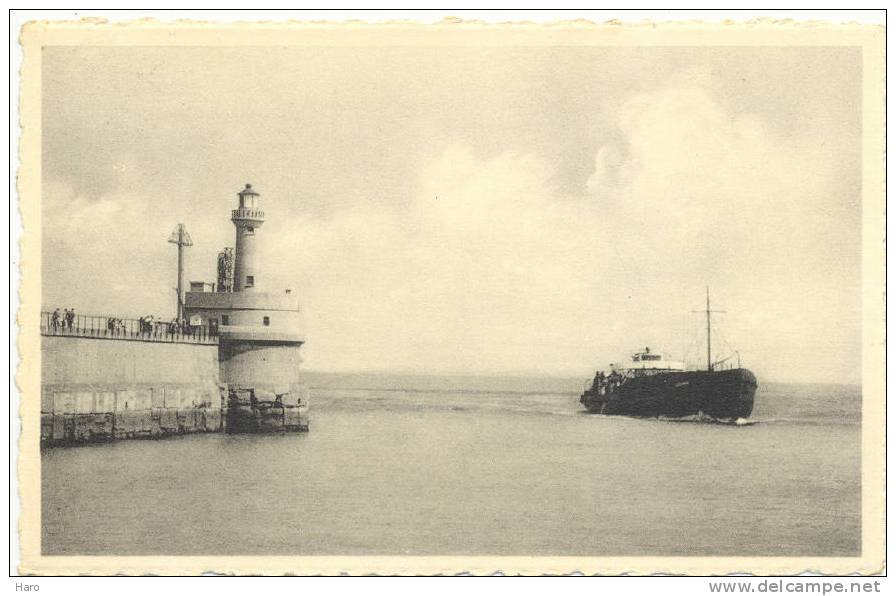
left=42, top=375, right=861, bottom=556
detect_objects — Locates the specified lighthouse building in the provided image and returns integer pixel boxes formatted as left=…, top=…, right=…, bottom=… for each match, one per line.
left=184, top=184, right=307, bottom=428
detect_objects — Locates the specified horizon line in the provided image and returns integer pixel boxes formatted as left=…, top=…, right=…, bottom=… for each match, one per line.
left=301, top=368, right=862, bottom=387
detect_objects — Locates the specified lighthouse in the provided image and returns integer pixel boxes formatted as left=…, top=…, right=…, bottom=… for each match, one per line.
left=183, top=182, right=308, bottom=432
left=232, top=183, right=264, bottom=292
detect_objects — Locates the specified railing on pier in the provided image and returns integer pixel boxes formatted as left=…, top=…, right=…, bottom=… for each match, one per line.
left=232, top=208, right=264, bottom=220
left=40, top=311, right=219, bottom=345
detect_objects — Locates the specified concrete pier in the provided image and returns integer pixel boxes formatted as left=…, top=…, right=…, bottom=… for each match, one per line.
left=40, top=330, right=308, bottom=446
left=40, top=183, right=309, bottom=446
left=40, top=332, right=224, bottom=446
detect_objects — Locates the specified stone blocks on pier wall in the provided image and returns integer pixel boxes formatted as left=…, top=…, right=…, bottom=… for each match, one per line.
left=40, top=335, right=223, bottom=446
left=40, top=408, right=224, bottom=445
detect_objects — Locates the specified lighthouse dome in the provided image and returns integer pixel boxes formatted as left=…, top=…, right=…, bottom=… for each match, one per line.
left=238, top=183, right=259, bottom=197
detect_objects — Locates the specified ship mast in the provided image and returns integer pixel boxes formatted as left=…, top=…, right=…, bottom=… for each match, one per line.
left=699, top=287, right=725, bottom=372
left=706, top=287, right=712, bottom=371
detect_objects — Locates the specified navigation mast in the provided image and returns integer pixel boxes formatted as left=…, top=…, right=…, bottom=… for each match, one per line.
left=705, top=287, right=728, bottom=371
left=694, top=287, right=725, bottom=371
left=706, top=287, right=712, bottom=371
left=168, top=223, right=193, bottom=321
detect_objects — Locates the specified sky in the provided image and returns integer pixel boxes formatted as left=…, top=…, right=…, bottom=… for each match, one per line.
left=40, top=45, right=863, bottom=383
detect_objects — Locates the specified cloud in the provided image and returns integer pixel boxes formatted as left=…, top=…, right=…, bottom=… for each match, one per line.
left=266, top=145, right=586, bottom=375
left=41, top=65, right=862, bottom=383
left=40, top=175, right=230, bottom=317
left=266, top=78, right=859, bottom=382
left=587, top=82, right=861, bottom=383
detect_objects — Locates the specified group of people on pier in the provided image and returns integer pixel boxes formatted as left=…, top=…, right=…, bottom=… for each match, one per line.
left=45, top=307, right=215, bottom=342
left=137, top=315, right=191, bottom=336
left=49, top=308, right=76, bottom=332
left=106, top=317, right=126, bottom=333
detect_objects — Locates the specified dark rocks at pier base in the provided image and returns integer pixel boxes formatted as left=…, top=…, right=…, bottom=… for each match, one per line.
left=40, top=407, right=223, bottom=446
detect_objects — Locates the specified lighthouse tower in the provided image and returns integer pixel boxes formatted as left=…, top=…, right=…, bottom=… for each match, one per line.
left=232, top=183, right=264, bottom=292
left=182, top=182, right=308, bottom=432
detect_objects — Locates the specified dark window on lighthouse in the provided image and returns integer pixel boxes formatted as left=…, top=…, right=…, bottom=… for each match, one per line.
left=246, top=275, right=254, bottom=287
left=221, top=315, right=229, bottom=326
left=263, top=316, right=270, bottom=326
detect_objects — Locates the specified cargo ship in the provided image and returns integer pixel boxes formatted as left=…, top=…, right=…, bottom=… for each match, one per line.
left=580, top=290, right=757, bottom=420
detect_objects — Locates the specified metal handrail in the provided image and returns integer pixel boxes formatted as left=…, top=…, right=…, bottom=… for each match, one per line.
left=40, top=311, right=218, bottom=345
left=231, top=208, right=264, bottom=220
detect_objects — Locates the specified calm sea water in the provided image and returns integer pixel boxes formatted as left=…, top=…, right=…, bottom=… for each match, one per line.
left=41, top=373, right=861, bottom=556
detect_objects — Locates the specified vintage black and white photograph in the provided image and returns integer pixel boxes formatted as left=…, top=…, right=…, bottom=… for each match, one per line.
left=13, top=13, right=886, bottom=577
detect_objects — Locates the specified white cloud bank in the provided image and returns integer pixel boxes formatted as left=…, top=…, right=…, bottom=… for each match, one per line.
left=42, top=71, right=861, bottom=384
left=261, top=82, right=859, bottom=383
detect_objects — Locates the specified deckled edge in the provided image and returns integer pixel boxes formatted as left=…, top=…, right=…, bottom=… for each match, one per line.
left=13, top=16, right=887, bottom=577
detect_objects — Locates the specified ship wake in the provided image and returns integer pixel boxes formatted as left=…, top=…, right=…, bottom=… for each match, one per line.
left=657, top=412, right=758, bottom=426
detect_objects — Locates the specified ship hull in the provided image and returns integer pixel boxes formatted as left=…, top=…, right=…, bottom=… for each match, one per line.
left=581, top=368, right=757, bottom=420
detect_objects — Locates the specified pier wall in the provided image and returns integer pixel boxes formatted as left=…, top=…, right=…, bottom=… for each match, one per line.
left=41, top=335, right=223, bottom=446
left=219, top=341, right=304, bottom=398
